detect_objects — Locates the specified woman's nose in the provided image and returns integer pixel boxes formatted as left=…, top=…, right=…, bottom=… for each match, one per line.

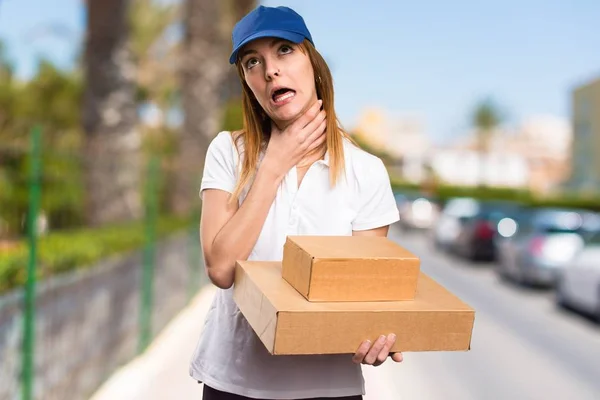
left=264, top=60, right=281, bottom=80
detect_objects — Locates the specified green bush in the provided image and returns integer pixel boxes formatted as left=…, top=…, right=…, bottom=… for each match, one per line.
left=528, top=195, right=600, bottom=212
left=0, top=215, right=191, bottom=294
left=390, top=177, right=600, bottom=212
left=0, top=60, right=85, bottom=237
left=435, top=185, right=531, bottom=204
left=391, top=178, right=530, bottom=203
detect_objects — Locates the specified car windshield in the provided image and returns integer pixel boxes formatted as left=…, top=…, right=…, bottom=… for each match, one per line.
left=443, top=198, right=480, bottom=218
left=481, top=203, right=521, bottom=219
left=533, top=209, right=600, bottom=234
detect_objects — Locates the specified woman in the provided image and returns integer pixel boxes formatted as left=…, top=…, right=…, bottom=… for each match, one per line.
left=190, top=5, right=403, bottom=400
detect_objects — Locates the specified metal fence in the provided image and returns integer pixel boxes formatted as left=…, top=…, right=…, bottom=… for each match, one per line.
left=0, top=126, right=206, bottom=400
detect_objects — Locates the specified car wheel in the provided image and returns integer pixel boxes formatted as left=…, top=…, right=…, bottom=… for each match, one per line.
left=555, top=277, right=569, bottom=309
left=467, top=245, right=478, bottom=262
left=515, top=267, right=528, bottom=287
left=496, top=257, right=509, bottom=282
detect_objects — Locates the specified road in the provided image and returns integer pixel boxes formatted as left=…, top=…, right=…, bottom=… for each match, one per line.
left=364, top=227, right=600, bottom=400
left=91, top=224, right=600, bottom=400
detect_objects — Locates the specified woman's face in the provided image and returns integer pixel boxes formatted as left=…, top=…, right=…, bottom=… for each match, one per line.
left=240, top=37, right=318, bottom=129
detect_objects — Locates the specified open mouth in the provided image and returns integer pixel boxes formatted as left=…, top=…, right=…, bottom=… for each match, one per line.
left=271, top=88, right=296, bottom=103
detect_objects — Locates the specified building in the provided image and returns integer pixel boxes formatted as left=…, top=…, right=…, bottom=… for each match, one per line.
left=352, top=108, right=389, bottom=152
left=566, top=76, right=600, bottom=194
left=438, top=115, right=572, bottom=193
left=352, top=106, right=574, bottom=193
left=510, top=115, right=572, bottom=194
left=429, top=147, right=529, bottom=188
left=353, top=108, right=431, bottom=183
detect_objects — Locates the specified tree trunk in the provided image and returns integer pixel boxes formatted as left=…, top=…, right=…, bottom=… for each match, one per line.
left=170, top=0, right=256, bottom=215
left=170, top=1, right=232, bottom=214
left=82, top=0, right=141, bottom=226
left=220, top=0, right=256, bottom=102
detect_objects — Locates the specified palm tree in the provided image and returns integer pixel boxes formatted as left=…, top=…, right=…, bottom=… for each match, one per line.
left=471, top=98, right=503, bottom=187
left=130, top=0, right=180, bottom=113
left=82, top=0, right=141, bottom=226
left=129, top=0, right=181, bottom=209
left=171, top=0, right=255, bottom=215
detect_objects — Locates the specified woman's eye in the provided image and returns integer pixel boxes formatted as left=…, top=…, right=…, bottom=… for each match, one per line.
left=279, top=45, right=293, bottom=55
left=245, top=58, right=259, bottom=69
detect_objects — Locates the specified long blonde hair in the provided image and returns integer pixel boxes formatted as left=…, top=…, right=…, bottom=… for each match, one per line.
left=230, top=39, right=356, bottom=202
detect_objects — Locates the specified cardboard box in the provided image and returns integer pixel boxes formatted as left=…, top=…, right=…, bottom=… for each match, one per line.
left=282, top=236, right=421, bottom=302
left=233, top=261, right=475, bottom=355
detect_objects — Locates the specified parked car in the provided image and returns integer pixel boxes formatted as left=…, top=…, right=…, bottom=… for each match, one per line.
left=495, top=207, right=600, bottom=287
left=431, top=197, right=520, bottom=259
left=431, top=197, right=480, bottom=252
left=451, top=201, right=522, bottom=261
left=555, top=232, right=600, bottom=321
left=395, top=192, right=440, bottom=231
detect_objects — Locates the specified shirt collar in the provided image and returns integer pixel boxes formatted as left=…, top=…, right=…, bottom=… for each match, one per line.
left=318, top=149, right=330, bottom=167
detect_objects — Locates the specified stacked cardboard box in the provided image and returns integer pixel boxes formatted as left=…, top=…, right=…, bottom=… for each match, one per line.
left=233, top=236, right=475, bottom=355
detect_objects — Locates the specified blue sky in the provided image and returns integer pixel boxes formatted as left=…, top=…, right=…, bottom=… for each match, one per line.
left=1, top=0, right=599, bottom=144
left=0, top=0, right=84, bottom=74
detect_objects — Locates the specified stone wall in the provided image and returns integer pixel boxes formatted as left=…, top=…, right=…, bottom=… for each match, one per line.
left=0, top=232, right=205, bottom=400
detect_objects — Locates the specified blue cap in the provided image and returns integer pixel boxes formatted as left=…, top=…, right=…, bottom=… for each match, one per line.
left=229, top=6, right=314, bottom=64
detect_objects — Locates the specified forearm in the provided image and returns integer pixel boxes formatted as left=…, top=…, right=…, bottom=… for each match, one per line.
left=206, top=162, right=284, bottom=288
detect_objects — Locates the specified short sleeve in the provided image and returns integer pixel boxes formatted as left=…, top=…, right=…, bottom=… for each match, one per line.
left=352, top=157, right=400, bottom=231
left=199, top=131, right=238, bottom=200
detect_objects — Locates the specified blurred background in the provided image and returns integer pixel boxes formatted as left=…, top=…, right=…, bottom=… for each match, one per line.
left=1, top=0, right=599, bottom=399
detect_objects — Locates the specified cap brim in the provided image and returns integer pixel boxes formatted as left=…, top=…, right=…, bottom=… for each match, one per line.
left=229, top=30, right=305, bottom=64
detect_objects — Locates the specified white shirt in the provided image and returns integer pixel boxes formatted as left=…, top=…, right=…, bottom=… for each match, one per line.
left=189, top=131, right=400, bottom=399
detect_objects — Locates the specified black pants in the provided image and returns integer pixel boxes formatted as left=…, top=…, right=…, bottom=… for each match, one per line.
left=203, top=384, right=363, bottom=400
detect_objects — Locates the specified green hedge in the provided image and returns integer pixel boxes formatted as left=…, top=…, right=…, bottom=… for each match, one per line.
left=528, top=195, right=600, bottom=212
left=0, top=216, right=192, bottom=295
left=390, top=178, right=600, bottom=212
left=391, top=178, right=530, bottom=202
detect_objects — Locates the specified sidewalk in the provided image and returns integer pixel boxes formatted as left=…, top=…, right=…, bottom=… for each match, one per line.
left=89, top=284, right=397, bottom=400
left=90, top=285, right=216, bottom=400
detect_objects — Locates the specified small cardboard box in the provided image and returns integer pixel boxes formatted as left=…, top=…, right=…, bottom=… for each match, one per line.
left=282, top=236, right=421, bottom=302
left=233, top=261, right=475, bottom=355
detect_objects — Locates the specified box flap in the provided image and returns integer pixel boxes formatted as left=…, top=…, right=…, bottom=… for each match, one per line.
left=286, top=236, right=419, bottom=260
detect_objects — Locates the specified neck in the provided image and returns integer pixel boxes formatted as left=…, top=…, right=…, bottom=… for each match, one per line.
left=270, top=118, right=291, bottom=132
left=268, top=111, right=327, bottom=167
left=297, top=144, right=326, bottom=168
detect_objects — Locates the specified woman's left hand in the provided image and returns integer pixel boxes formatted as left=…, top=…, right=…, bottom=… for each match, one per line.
left=352, top=334, right=404, bottom=366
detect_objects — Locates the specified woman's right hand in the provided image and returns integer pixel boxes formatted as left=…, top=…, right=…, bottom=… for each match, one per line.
left=262, top=99, right=327, bottom=178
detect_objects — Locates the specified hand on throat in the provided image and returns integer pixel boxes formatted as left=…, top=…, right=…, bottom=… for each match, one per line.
left=269, top=117, right=326, bottom=169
